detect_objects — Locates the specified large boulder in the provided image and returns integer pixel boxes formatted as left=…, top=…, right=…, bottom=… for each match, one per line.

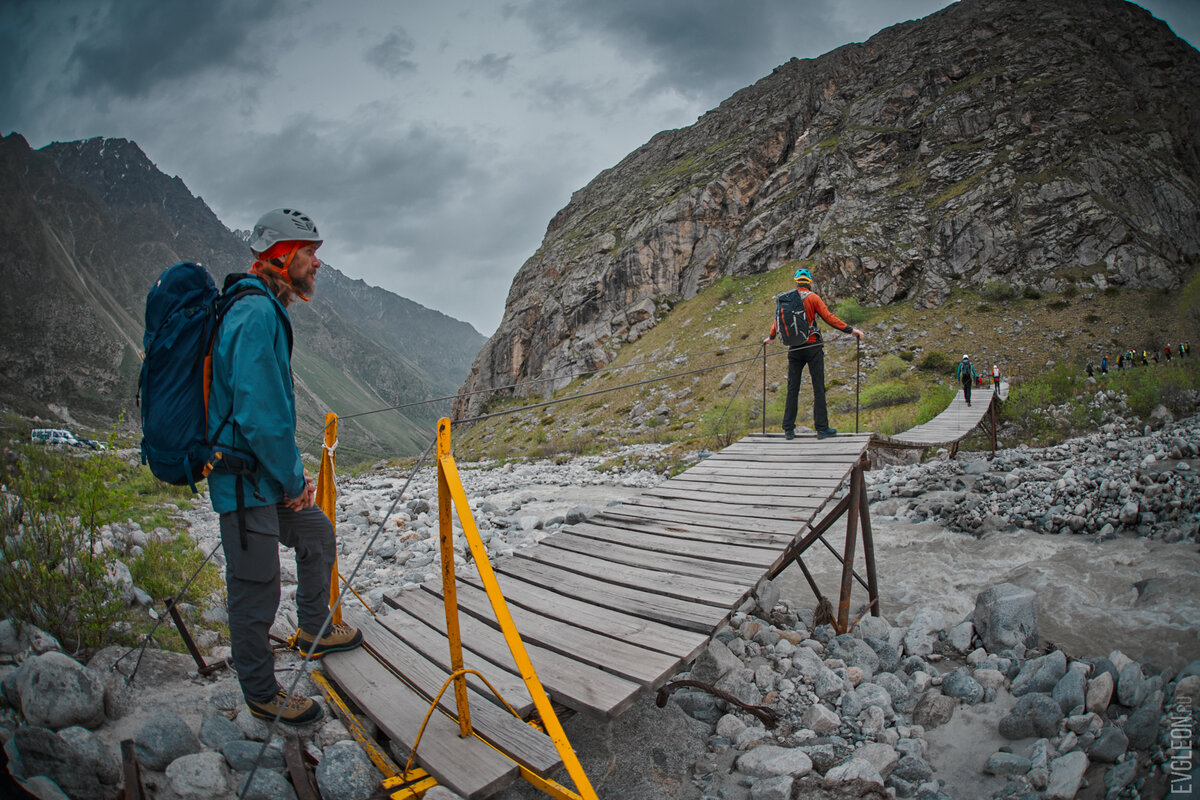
left=14, top=651, right=106, bottom=730
left=133, top=711, right=202, bottom=771
left=973, top=583, right=1038, bottom=652
left=315, top=740, right=385, bottom=800
left=5, top=725, right=104, bottom=800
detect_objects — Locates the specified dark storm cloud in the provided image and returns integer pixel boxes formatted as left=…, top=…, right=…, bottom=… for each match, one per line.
left=67, top=0, right=283, bottom=98
left=364, top=28, right=418, bottom=77
left=519, top=0, right=845, bottom=100
left=457, top=52, right=514, bottom=81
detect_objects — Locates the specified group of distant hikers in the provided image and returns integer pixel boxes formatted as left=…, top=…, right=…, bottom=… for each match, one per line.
left=953, top=355, right=1001, bottom=407
left=1087, top=342, right=1191, bottom=377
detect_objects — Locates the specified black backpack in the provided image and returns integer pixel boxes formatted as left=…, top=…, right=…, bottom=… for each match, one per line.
left=775, top=290, right=814, bottom=346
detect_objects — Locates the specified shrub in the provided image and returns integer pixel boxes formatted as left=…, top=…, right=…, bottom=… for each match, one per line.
left=702, top=397, right=753, bottom=448
left=916, top=385, right=956, bottom=424
left=917, top=350, right=955, bottom=374
left=976, top=304, right=993, bottom=313
left=1022, top=286, right=1042, bottom=300
left=834, top=297, right=869, bottom=325
left=1062, top=284, right=1078, bottom=299
left=981, top=280, right=1016, bottom=302
left=1084, top=314, right=1101, bottom=324
left=1047, top=300, right=1070, bottom=310
left=860, top=380, right=921, bottom=409
left=898, top=350, right=915, bottom=362
left=872, top=353, right=910, bottom=381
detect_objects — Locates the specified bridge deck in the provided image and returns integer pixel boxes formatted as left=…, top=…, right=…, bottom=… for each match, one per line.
left=879, top=383, right=1002, bottom=448
left=320, top=432, right=873, bottom=798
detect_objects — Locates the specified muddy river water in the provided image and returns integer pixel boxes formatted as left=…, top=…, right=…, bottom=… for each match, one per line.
left=775, top=515, right=1200, bottom=671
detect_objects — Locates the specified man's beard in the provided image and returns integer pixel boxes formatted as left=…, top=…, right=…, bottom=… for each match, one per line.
left=292, top=272, right=316, bottom=297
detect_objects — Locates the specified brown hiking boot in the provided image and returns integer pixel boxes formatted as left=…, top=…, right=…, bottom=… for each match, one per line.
left=246, top=690, right=323, bottom=726
left=294, top=623, right=363, bottom=658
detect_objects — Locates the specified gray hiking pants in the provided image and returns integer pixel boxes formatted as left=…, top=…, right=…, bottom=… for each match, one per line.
left=220, top=504, right=336, bottom=702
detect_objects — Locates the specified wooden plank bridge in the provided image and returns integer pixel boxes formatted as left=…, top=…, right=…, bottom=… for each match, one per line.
left=313, top=385, right=1008, bottom=798
left=318, top=432, right=879, bottom=799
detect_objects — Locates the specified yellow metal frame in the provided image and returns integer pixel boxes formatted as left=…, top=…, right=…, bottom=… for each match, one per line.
left=317, top=412, right=344, bottom=626
left=436, top=418, right=599, bottom=800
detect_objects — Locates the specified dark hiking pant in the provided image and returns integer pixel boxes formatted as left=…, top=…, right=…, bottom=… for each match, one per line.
left=783, top=344, right=828, bottom=433
left=220, top=504, right=336, bottom=702
left=962, top=379, right=972, bottom=405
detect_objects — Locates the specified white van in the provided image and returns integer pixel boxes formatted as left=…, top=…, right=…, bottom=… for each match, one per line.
left=31, top=428, right=83, bottom=447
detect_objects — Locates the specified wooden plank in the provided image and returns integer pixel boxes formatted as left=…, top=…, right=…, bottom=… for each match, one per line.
left=645, top=484, right=831, bottom=509
left=395, top=587, right=644, bottom=717
left=421, top=581, right=684, bottom=687
left=682, top=463, right=853, bottom=480
left=604, top=502, right=807, bottom=535
left=620, top=493, right=821, bottom=520
left=373, top=597, right=535, bottom=714
left=321, top=646, right=518, bottom=799
left=658, top=476, right=847, bottom=494
left=495, top=557, right=730, bottom=633
left=544, top=533, right=767, bottom=585
left=456, top=569, right=709, bottom=659
left=519, top=545, right=748, bottom=607
left=586, top=512, right=794, bottom=548
left=557, top=523, right=780, bottom=569
left=338, top=608, right=562, bottom=776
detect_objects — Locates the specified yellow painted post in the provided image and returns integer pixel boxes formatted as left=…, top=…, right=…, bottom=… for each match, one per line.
left=436, top=418, right=598, bottom=800
left=436, top=419, right=472, bottom=738
left=317, top=412, right=343, bottom=626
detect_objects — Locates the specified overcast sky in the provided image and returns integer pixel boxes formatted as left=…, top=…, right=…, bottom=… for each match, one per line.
left=2, top=1, right=1196, bottom=335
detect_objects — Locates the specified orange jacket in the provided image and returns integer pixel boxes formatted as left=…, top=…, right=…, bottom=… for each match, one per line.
left=769, top=290, right=854, bottom=343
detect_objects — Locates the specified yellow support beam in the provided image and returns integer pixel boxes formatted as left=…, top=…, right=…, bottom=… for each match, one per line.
left=435, top=418, right=598, bottom=800
left=437, top=419, right=473, bottom=738
left=317, top=412, right=343, bottom=626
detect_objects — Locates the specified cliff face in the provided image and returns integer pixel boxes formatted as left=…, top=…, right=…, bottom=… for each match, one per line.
left=456, top=0, right=1200, bottom=416
left=0, top=134, right=485, bottom=453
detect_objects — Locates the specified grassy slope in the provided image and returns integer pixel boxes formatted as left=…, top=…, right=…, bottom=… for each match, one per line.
left=453, top=265, right=1200, bottom=467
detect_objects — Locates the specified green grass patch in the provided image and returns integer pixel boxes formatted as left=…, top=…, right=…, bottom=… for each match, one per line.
left=860, top=380, right=921, bottom=409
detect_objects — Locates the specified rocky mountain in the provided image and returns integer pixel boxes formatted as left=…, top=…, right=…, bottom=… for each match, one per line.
left=456, top=0, right=1200, bottom=417
left=0, top=133, right=485, bottom=456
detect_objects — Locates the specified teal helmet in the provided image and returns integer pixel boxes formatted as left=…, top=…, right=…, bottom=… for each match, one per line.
left=793, top=267, right=812, bottom=285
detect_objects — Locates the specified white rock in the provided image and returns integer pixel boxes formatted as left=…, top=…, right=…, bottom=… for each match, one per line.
left=165, top=752, right=231, bottom=799
left=1045, top=750, right=1089, bottom=800
left=825, top=757, right=884, bottom=788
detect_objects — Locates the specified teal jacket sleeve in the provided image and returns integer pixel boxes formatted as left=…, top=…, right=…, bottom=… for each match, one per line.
left=217, top=295, right=306, bottom=500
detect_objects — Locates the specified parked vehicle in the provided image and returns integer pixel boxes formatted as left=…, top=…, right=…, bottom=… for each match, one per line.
left=30, top=428, right=84, bottom=447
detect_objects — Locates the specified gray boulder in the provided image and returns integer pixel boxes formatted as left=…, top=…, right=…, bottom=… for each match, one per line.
left=911, top=691, right=957, bottom=729
left=238, top=768, right=299, bottom=800
left=222, top=739, right=287, bottom=771
left=315, top=739, right=385, bottom=800
left=133, top=710, right=201, bottom=770
left=199, top=706, right=244, bottom=749
left=1088, top=726, right=1129, bottom=763
left=826, top=635, right=880, bottom=678
left=564, top=505, right=597, bottom=524
left=5, top=725, right=104, bottom=800
left=165, top=751, right=231, bottom=799
left=690, top=638, right=743, bottom=684
left=998, top=693, right=1064, bottom=739
left=1012, top=650, right=1068, bottom=697
left=902, top=609, right=945, bottom=657
left=1052, top=662, right=1088, bottom=713
left=736, top=745, right=813, bottom=778
left=1123, top=706, right=1161, bottom=750
left=824, top=757, right=884, bottom=788
left=15, top=651, right=106, bottom=730
left=940, top=667, right=984, bottom=705
left=973, top=583, right=1038, bottom=652
left=56, top=726, right=120, bottom=785
left=1046, top=751, right=1089, bottom=800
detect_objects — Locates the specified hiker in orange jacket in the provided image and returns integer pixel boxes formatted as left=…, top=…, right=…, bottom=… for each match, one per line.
left=764, top=267, right=864, bottom=440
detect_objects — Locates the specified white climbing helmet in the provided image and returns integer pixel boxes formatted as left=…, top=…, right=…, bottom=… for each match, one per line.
left=248, top=208, right=322, bottom=255
left=962, top=354, right=969, bottom=360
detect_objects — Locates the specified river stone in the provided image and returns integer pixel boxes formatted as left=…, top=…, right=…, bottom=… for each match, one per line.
left=316, top=740, right=385, bottom=800
left=998, top=693, right=1064, bottom=739
left=891, top=753, right=934, bottom=783
left=841, top=682, right=894, bottom=720
left=222, top=739, right=287, bottom=771
left=6, top=725, right=104, bottom=800
left=1012, top=650, right=1068, bottom=697
left=824, top=757, right=884, bottom=788
left=1087, top=671, right=1115, bottom=713
left=856, top=742, right=899, bottom=778
left=1118, top=662, right=1148, bottom=707
left=1104, top=758, right=1138, bottom=793
left=564, top=505, right=596, bottom=524
left=1045, top=751, right=1089, bottom=800
left=716, top=713, right=747, bottom=740
left=973, top=583, right=1038, bottom=652
left=863, top=635, right=901, bottom=673
left=199, top=707, right=244, bottom=749
left=691, top=638, right=743, bottom=684
left=15, top=651, right=106, bottom=730
left=826, top=635, right=880, bottom=679
left=748, top=774, right=792, bottom=800
left=166, top=751, right=231, bottom=799
left=736, top=745, right=813, bottom=778
left=984, top=752, right=1032, bottom=775
left=1122, top=706, right=1160, bottom=750
left=946, top=620, right=974, bottom=654
left=1088, top=726, right=1129, bottom=762
left=670, top=690, right=721, bottom=722
left=238, top=768, right=299, bottom=800
left=56, top=726, right=120, bottom=785
left=874, top=671, right=911, bottom=706
left=1052, top=662, right=1088, bottom=713
left=902, top=609, right=945, bottom=657
left=912, top=691, right=957, bottom=729
left=133, top=710, right=201, bottom=770
left=940, top=667, right=984, bottom=705
left=802, top=703, right=840, bottom=733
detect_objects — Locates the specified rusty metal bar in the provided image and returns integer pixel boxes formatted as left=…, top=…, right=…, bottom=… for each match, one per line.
left=856, top=455, right=881, bottom=618
left=163, top=598, right=225, bottom=676
left=284, top=736, right=320, bottom=800
left=766, top=493, right=851, bottom=582
left=121, top=739, right=145, bottom=800
left=837, top=460, right=864, bottom=631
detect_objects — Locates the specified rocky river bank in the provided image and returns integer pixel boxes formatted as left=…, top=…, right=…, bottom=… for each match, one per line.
left=1, top=410, right=1197, bottom=799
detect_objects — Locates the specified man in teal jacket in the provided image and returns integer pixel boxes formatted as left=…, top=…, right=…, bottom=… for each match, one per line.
left=208, top=208, right=361, bottom=725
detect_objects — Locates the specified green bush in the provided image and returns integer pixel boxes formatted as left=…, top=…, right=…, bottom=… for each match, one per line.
left=1023, top=286, right=1042, bottom=300
left=872, top=353, right=910, bottom=381
left=981, top=280, right=1016, bottom=302
left=917, top=350, right=955, bottom=374
left=860, top=380, right=921, bottom=409
left=916, top=385, right=957, bottom=424
left=1047, top=300, right=1070, bottom=310
left=898, top=350, right=915, bottom=362
left=1084, top=314, right=1101, bottom=324
left=834, top=297, right=869, bottom=325
left=702, top=397, right=753, bottom=448
left=1062, top=284, right=1078, bottom=299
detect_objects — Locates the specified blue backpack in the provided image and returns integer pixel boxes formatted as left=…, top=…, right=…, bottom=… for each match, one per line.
left=138, top=263, right=284, bottom=490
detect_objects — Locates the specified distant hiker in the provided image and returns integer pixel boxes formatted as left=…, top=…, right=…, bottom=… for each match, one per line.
left=764, top=266, right=864, bottom=440
left=1153, top=350, right=1160, bottom=364
left=1165, top=343, right=1172, bottom=363
left=1100, top=355, right=1108, bottom=375
left=1086, top=361, right=1094, bottom=378
left=209, top=208, right=362, bottom=726
left=1142, top=350, right=1149, bottom=366
left=956, top=354, right=978, bottom=407
left=992, top=364, right=1000, bottom=387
